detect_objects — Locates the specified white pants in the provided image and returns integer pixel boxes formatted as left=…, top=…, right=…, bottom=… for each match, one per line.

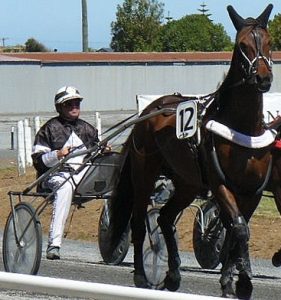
left=45, top=167, right=88, bottom=248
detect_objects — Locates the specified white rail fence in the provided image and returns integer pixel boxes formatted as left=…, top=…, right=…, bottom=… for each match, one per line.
left=0, top=272, right=224, bottom=300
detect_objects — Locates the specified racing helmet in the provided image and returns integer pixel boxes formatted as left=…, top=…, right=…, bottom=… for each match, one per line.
left=54, top=86, right=83, bottom=106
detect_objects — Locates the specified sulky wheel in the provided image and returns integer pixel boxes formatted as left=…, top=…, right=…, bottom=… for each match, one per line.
left=98, top=202, right=130, bottom=265
left=3, top=202, right=42, bottom=275
left=193, top=200, right=225, bottom=269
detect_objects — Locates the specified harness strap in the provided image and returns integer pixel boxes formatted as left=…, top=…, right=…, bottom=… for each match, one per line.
left=210, top=133, right=272, bottom=196
left=256, top=155, right=272, bottom=195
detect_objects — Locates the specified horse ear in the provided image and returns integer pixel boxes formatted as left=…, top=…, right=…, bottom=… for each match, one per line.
left=256, top=4, right=273, bottom=28
left=227, top=5, right=245, bottom=32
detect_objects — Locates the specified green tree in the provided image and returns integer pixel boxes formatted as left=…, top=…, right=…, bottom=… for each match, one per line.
left=25, top=38, right=49, bottom=52
left=111, top=0, right=164, bottom=52
left=160, top=14, right=233, bottom=52
left=268, top=14, right=281, bottom=50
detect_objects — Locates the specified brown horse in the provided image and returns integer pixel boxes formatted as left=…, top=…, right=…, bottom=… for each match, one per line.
left=106, top=4, right=274, bottom=299
left=202, top=5, right=274, bottom=299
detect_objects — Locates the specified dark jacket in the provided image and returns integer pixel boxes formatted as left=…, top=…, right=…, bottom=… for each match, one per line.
left=32, top=116, right=99, bottom=175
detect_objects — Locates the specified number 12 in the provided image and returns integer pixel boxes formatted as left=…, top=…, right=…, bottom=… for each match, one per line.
left=179, top=107, right=194, bottom=132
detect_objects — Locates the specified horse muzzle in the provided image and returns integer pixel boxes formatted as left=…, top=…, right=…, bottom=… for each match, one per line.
left=257, top=73, right=273, bottom=92
left=250, top=73, right=273, bottom=93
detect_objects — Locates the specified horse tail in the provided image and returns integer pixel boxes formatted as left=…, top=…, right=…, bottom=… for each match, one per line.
left=101, top=136, right=134, bottom=258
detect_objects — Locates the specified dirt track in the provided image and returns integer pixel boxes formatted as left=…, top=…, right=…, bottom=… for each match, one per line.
left=0, top=153, right=281, bottom=261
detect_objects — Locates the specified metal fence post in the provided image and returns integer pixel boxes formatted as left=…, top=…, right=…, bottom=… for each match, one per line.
left=10, top=126, right=15, bottom=150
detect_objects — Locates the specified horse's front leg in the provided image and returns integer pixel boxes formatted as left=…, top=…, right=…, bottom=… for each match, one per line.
left=215, top=186, right=254, bottom=299
left=231, top=215, right=252, bottom=300
left=219, top=232, right=236, bottom=298
left=220, top=215, right=253, bottom=299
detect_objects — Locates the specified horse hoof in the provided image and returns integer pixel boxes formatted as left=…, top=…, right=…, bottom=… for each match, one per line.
left=272, top=250, right=281, bottom=267
left=134, top=273, right=150, bottom=289
left=221, top=282, right=236, bottom=298
left=235, top=272, right=253, bottom=300
left=164, top=269, right=181, bottom=291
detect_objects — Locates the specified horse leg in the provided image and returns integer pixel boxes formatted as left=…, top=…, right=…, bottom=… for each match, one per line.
left=132, top=183, right=158, bottom=288
left=157, top=211, right=181, bottom=291
left=132, top=212, right=149, bottom=288
left=219, top=232, right=236, bottom=298
left=214, top=186, right=254, bottom=299
left=232, top=216, right=252, bottom=300
left=158, top=182, right=198, bottom=291
left=130, top=156, right=161, bottom=288
left=220, top=215, right=252, bottom=299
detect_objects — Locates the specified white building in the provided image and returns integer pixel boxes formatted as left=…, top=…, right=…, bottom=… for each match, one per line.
left=1, top=51, right=280, bottom=114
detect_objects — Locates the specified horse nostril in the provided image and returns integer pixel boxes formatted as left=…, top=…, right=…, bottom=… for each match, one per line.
left=256, top=74, right=272, bottom=92
left=256, top=73, right=273, bottom=84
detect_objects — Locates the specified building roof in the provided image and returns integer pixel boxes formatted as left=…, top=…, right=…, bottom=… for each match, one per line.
left=0, top=54, right=38, bottom=62
left=1, top=51, right=281, bottom=64
left=2, top=52, right=233, bottom=63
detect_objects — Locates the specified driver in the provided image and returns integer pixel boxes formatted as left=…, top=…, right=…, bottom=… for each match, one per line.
left=32, top=86, right=99, bottom=260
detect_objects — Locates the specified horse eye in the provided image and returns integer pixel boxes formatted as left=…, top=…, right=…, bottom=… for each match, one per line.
left=268, top=40, right=272, bottom=48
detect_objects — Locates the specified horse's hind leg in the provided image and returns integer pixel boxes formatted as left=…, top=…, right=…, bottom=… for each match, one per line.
left=130, top=158, right=161, bottom=289
left=158, top=182, right=198, bottom=291
left=157, top=209, right=181, bottom=291
left=131, top=189, right=153, bottom=288
left=132, top=214, right=149, bottom=288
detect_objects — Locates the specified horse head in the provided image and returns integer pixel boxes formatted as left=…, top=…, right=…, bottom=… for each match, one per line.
left=227, top=4, right=273, bottom=92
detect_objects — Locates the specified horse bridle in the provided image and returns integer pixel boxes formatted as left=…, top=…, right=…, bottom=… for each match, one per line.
left=238, top=27, right=272, bottom=85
